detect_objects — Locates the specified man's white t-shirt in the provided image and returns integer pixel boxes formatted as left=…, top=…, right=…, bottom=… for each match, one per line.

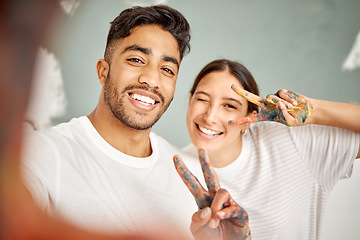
left=21, top=116, right=200, bottom=236
left=182, top=122, right=360, bottom=240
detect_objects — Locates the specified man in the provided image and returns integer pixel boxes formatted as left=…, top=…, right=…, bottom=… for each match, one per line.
left=21, top=5, right=250, bottom=239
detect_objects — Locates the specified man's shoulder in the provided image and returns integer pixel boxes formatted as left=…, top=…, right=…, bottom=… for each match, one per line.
left=150, top=132, right=194, bottom=163
left=50, top=116, right=87, bottom=135
left=23, top=116, right=88, bottom=153
left=150, top=131, right=180, bottom=151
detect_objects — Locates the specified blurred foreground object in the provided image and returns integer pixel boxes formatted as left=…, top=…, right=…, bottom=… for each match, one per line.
left=0, top=1, right=187, bottom=239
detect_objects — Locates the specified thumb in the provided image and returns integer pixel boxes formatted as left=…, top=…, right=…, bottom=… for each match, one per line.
left=190, top=207, right=211, bottom=233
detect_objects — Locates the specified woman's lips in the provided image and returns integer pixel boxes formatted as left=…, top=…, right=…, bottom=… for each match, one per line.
left=196, top=124, right=223, bottom=137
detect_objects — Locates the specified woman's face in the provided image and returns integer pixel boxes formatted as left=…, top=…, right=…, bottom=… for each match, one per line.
left=186, top=70, right=250, bottom=153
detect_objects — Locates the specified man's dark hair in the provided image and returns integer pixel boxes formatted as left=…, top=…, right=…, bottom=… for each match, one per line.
left=105, top=5, right=191, bottom=63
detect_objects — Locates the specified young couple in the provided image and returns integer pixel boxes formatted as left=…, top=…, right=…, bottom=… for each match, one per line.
left=21, top=4, right=360, bottom=240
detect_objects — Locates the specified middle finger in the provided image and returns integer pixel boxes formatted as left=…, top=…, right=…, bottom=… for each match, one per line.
left=198, top=148, right=220, bottom=195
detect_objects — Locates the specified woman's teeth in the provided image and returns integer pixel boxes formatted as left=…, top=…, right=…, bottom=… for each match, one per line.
left=198, top=125, right=221, bottom=136
left=130, top=94, right=155, bottom=105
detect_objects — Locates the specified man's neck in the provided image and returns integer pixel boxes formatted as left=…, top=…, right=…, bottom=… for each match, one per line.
left=87, top=107, right=152, bottom=158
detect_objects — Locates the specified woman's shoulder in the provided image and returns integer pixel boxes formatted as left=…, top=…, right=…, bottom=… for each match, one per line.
left=249, top=121, right=288, bottom=135
left=181, top=143, right=198, bottom=157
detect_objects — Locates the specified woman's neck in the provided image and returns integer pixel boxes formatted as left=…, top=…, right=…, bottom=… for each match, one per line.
left=208, top=137, right=243, bottom=168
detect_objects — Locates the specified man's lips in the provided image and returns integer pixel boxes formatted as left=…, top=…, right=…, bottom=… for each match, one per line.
left=129, top=89, right=160, bottom=104
left=130, top=93, right=156, bottom=105
left=127, top=90, right=160, bottom=111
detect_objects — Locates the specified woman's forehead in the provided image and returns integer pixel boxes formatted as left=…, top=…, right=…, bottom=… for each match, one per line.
left=196, top=71, right=244, bottom=94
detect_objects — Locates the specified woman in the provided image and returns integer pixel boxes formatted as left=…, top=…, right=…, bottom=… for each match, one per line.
left=181, top=59, right=360, bottom=239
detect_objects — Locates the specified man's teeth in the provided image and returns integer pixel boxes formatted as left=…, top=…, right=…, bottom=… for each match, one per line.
left=131, top=94, right=155, bottom=105
left=198, top=125, right=221, bottom=136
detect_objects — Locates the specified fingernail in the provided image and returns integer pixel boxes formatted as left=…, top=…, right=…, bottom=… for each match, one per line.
left=216, top=211, right=225, bottom=219
left=278, top=102, right=285, bottom=109
left=208, top=219, right=217, bottom=229
left=200, top=207, right=209, bottom=219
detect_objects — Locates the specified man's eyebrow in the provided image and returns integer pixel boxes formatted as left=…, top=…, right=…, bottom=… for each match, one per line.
left=162, top=55, right=179, bottom=69
left=122, top=44, right=151, bottom=55
left=122, top=45, right=179, bottom=68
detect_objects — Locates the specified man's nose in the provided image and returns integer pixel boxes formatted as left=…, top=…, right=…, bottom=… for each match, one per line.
left=138, top=64, right=160, bottom=89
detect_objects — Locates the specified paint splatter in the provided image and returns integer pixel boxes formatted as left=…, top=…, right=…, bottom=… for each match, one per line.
left=173, top=149, right=251, bottom=238
left=230, top=85, right=312, bottom=126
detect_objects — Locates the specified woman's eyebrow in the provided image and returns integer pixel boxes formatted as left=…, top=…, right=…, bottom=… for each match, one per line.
left=194, top=91, right=210, bottom=97
left=223, top=97, right=243, bottom=105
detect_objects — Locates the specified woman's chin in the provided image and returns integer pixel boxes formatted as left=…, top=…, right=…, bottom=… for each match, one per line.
left=193, top=141, right=218, bottom=153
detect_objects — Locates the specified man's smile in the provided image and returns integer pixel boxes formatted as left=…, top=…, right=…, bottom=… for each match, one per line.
left=127, top=89, right=161, bottom=111
left=130, top=93, right=156, bottom=105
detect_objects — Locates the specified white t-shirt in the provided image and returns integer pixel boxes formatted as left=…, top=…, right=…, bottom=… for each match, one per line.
left=182, top=122, right=360, bottom=240
left=21, top=116, right=200, bottom=236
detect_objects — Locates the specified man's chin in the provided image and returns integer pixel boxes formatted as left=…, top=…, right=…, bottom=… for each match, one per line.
left=119, top=115, right=161, bottom=131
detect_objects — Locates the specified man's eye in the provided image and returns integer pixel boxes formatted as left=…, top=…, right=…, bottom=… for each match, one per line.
left=162, top=68, right=175, bottom=76
left=128, top=58, right=144, bottom=64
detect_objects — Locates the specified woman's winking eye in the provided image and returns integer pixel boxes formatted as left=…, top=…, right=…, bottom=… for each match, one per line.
left=224, top=103, right=237, bottom=109
left=196, top=97, right=207, bottom=102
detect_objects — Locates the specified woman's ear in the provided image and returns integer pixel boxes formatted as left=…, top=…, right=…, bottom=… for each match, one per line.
left=242, top=110, right=258, bottom=132
left=96, top=59, right=109, bottom=87
left=249, top=110, right=258, bottom=116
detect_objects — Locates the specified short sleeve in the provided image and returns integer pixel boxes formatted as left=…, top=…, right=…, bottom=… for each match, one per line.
left=288, top=124, right=360, bottom=192
left=20, top=130, right=55, bottom=210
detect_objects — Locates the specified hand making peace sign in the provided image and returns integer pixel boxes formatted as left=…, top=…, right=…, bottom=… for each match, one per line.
left=173, top=149, right=251, bottom=240
left=229, top=85, right=313, bottom=126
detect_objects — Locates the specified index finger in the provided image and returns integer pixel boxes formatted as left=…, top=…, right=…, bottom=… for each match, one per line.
left=173, top=154, right=206, bottom=197
left=198, top=148, right=220, bottom=195
left=231, top=84, right=265, bottom=107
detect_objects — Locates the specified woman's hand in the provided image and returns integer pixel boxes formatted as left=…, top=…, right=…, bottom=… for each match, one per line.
left=173, top=149, right=251, bottom=240
left=229, top=85, right=313, bottom=126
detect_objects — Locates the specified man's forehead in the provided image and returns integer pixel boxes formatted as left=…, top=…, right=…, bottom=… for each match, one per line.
left=113, top=28, right=180, bottom=65
left=122, top=25, right=179, bottom=53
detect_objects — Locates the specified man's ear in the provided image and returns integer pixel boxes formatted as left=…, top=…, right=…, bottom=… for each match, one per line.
left=96, top=59, right=109, bottom=87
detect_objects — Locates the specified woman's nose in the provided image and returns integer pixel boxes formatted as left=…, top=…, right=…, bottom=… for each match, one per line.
left=203, top=105, right=218, bottom=124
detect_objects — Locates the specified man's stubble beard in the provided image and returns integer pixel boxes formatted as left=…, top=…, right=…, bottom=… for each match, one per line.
left=103, top=74, right=173, bottom=131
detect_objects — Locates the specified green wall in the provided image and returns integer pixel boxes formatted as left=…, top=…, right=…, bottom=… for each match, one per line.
left=41, top=1, right=360, bottom=239
left=51, top=0, right=360, bottom=147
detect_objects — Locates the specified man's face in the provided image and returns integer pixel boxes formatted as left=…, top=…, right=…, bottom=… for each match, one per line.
left=103, top=24, right=180, bottom=130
